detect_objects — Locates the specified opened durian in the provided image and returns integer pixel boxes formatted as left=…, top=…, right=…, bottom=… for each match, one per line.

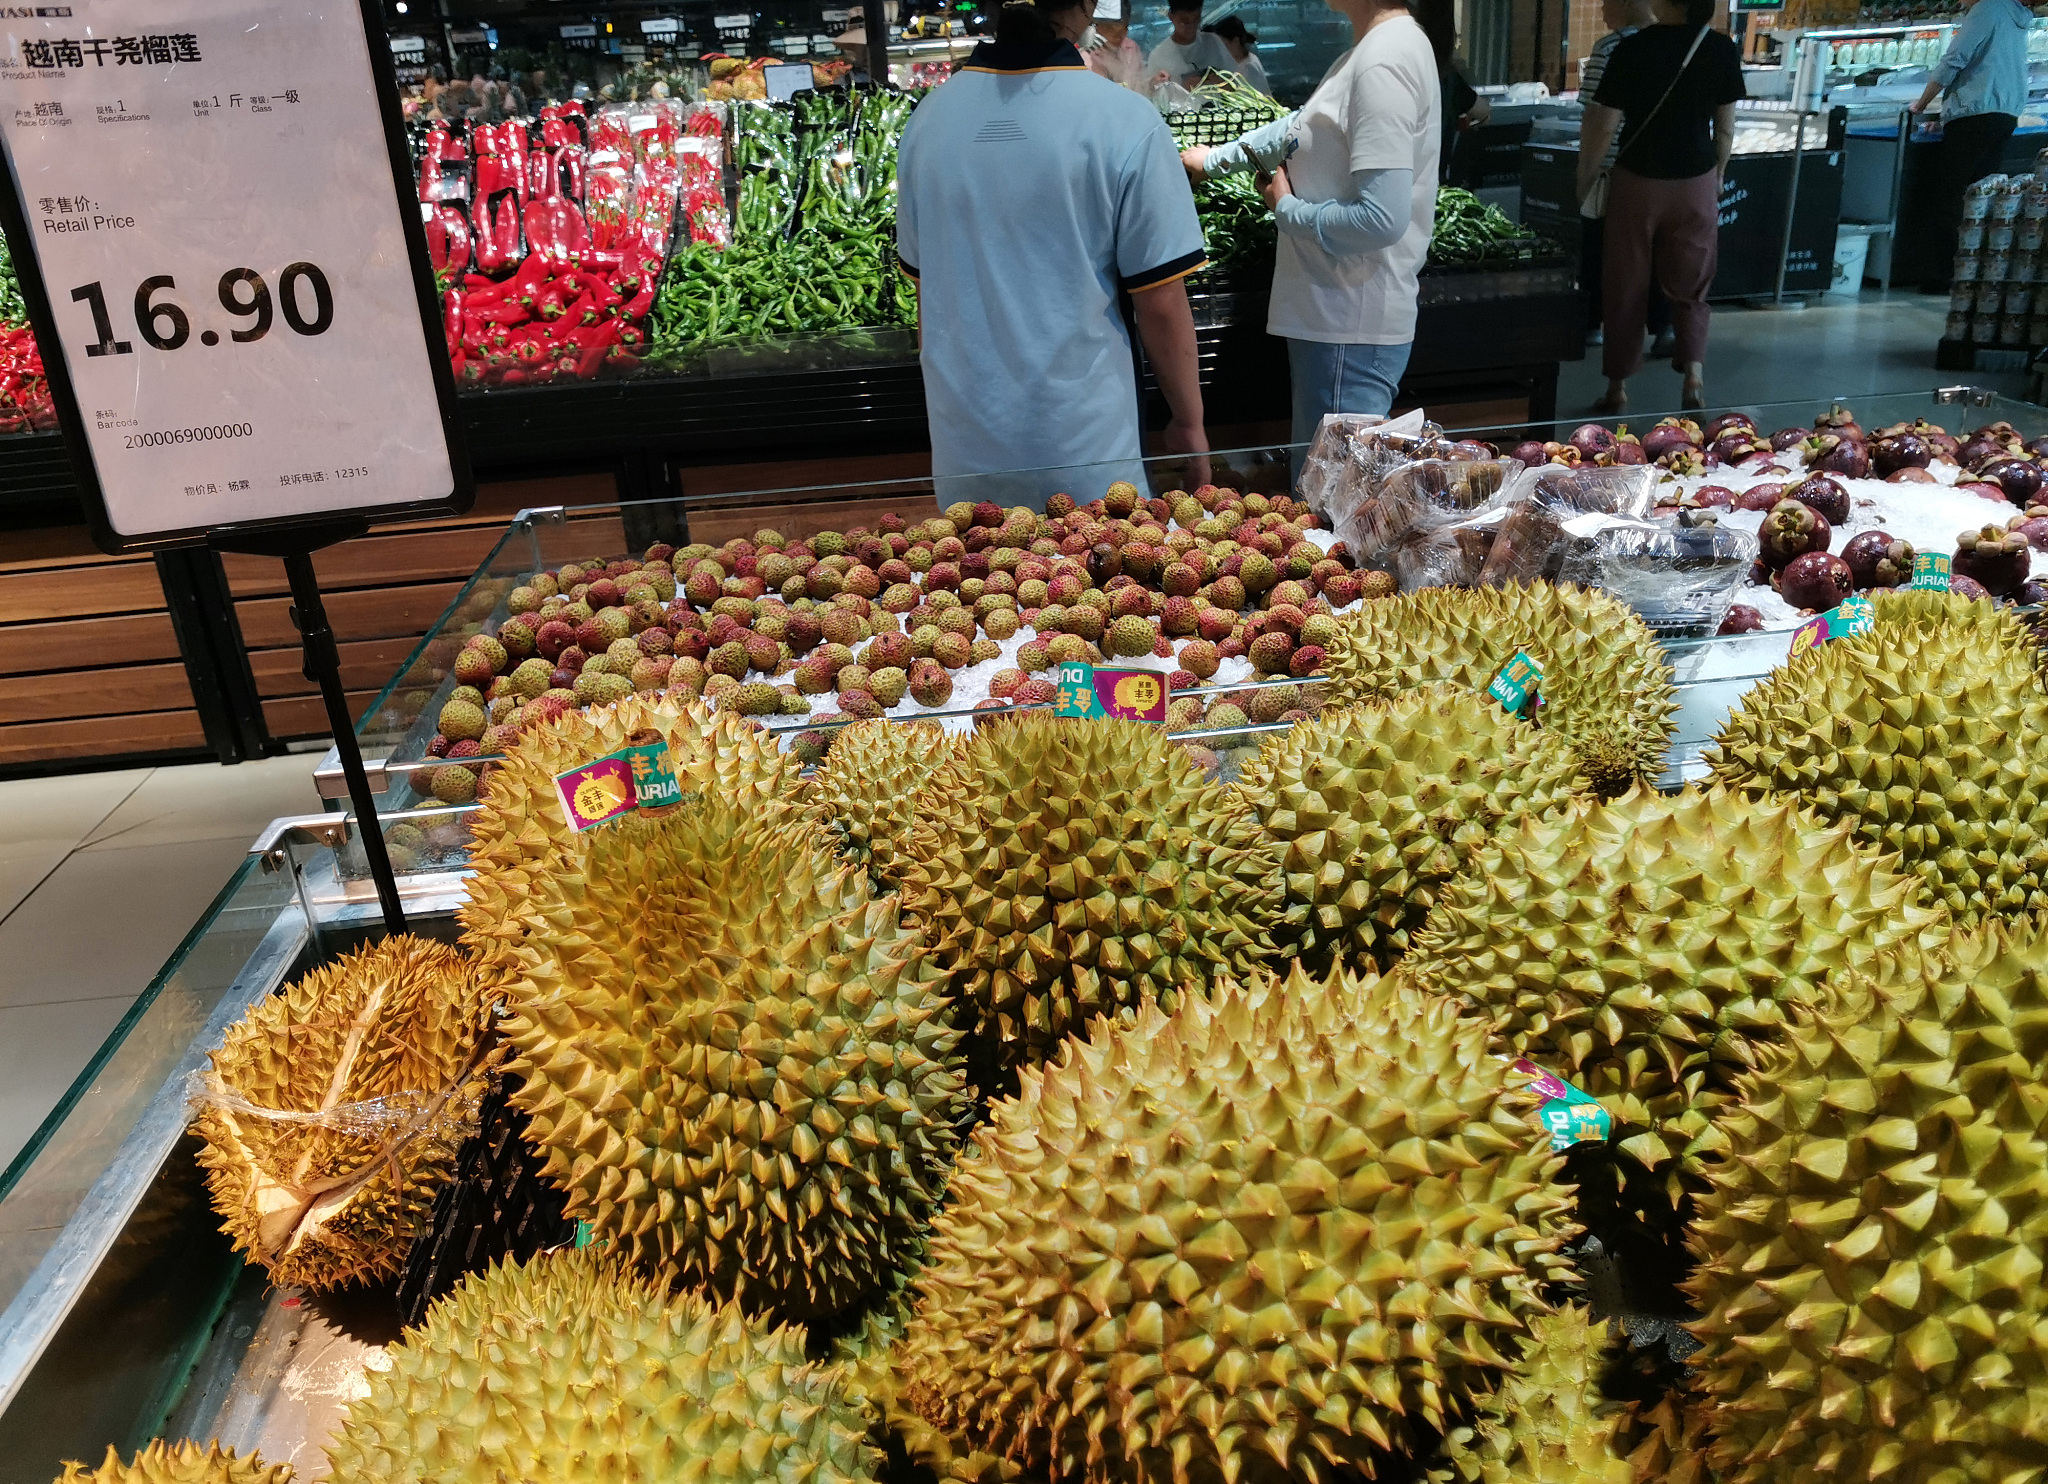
left=812, top=718, right=965, bottom=884
left=1225, top=685, right=1584, bottom=972
left=896, top=712, right=1280, bottom=1083
left=1685, top=914, right=2048, bottom=1484
left=504, top=799, right=965, bottom=1319
left=1406, top=786, right=1946, bottom=1238
left=55, top=1442, right=291, bottom=1484
left=1429, top=1307, right=1632, bottom=1484
left=459, top=694, right=805, bottom=985
left=898, top=963, right=1578, bottom=1484
left=324, top=1246, right=878, bottom=1482
left=192, top=935, right=490, bottom=1291
left=1709, top=586, right=2048, bottom=923
left=1321, top=582, right=1677, bottom=785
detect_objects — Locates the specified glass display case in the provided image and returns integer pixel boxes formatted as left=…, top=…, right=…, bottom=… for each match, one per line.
left=3, top=381, right=2045, bottom=1478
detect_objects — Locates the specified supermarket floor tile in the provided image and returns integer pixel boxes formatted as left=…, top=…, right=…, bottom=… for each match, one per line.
left=0, top=842, right=70, bottom=923
left=77, top=752, right=322, bottom=852
left=0, top=994, right=135, bottom=1171
left=0, top=766, right=152, bottom=846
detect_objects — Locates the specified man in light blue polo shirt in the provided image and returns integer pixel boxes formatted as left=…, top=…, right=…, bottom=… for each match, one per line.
left=897, top=0, right=1210, bottom=507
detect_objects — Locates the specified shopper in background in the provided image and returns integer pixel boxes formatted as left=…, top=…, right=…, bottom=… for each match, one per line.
left=1576, top=0, right=1742, bottom=412
left=1203, top=16, right=1272, bottom=95
left=1148, top=0, right=1238, bottom=89
left=898, top=0, right=1210, bottom=506
left=1083, top=3, right=1151, bottom=89
left=1577, top=0, right=1670, bottom=350
left=1415, top=0, right=1490, bottom=185
left=1181, top=0, right=1439, bottom=449
left=1912, top=0, right=2032, bottom=291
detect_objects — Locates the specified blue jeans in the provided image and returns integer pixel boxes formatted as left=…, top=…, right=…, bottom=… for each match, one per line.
left=1287, top=337, right=1413, bottom=452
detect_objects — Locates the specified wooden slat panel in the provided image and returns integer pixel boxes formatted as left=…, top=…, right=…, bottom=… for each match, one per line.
left=260, top=689, right=379, bottom=740
left=0, top=560, right=167, bottom=621
left=246, top=636, right=423, bottom=698
left=235, top=580, right=466, bottom=650
left=0, top=708, right=206, bottom=765
left=0, top=611, right=180, bottom=677
left=0, top=661, right=196, bottom=724
left=0, top=525, right=158, bottom=575
left=220, top=524, right=518, bottom=599
left=534, top=516, right=628, bottom=568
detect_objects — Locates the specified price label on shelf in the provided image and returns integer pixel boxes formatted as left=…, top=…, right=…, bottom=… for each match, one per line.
left=0, top=0, right=466, bottom=551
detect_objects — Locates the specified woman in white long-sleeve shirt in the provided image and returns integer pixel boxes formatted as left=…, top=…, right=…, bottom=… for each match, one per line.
left=1180, top=0, right=1440, bottom=445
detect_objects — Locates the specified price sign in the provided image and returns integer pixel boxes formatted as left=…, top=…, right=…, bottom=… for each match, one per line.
left=1910, top=551, right=1952, bottom=591
left=0, top=0, right=469, bottom=552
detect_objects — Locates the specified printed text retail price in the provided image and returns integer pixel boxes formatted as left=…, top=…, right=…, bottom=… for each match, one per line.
left=67, top=263, right=334, bottom=358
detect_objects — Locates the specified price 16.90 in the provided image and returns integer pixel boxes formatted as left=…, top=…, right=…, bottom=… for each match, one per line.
left=68, top=264, right=334, bottom=357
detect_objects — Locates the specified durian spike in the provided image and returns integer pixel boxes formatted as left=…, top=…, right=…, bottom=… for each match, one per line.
left=54, top=1440, right=293, bottom=1484
left=1428, top=1306, right=1633, bottom=1484
left=811, top=718, right=967, bottom=886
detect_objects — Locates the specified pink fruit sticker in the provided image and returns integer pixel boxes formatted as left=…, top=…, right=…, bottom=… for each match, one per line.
left=554, top=753, right=638, bottom=831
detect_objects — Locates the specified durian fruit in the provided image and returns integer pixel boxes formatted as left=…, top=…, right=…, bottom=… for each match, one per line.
left=1615, top=1396, right=1712, bottom=1484
left=1684, top=915, right=2048, bottom=1484
left=836, top=1304, right=1039, bottom=1484
left=898, top=963, right=1579, bottom=1484
left=1224, top=685, right=1584, bottom=973
left=1709, top=586, right=2048, bottom=923
left=1321, top=582, right=1677, bottom=785
left=812, top=718, right=965, bottom=884
left=192, top=936, right=490, bottom=1291
left=1405, top=786, right=1946, bottom=1238
left=458, top=693, right=806, bottom=986
left=324, top=1246, right=878, bottom=1482
left=896, top=712, right=1281, bottom=1082
left=1429, top=1307, right=1633, bottom=1484
left=504, top=798, right=966, bottom=1320
left=55, top=1442, right=292, bottom=1484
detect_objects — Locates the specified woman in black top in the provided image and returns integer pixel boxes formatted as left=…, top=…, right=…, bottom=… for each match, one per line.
left=1574, top=0, right=1744, bottom=411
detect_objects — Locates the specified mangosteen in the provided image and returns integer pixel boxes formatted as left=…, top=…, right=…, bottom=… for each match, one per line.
left=1953, top=524, right=2033, bottom=596
left=1952, top=573, right=1993, bottom=601
left=1886, top=467, right=1938, bottom=484
left=1660, top=447, right=1707, bottom=477
left=1676, top=506, right=1720, bottom=529
left=1609, top=435, right=1648, bottom=466
left=1509, top=440, right=1547, bottom=466
left=2027, top=436, right=2048, bottom=460
left=1789, top=473, right=1851, bottom=525
left=1733, top=481, right=1786, bottom=512
left=1778, top=551, right=1855, bottom=611
left=2010, top=505, right=2048, bottom=551
left=1802, top=432, right=1871, bottom=480
left=1709, top=432, right=1771, bottom=467
left=1760, top=499, right=1832, bottom=571
left=1445, top=440, right=1496, bottom=460
left=1841, top=530, right=1916, bottom=589
left=1641, top=419, right=1702, bottom=462
left=1769, top=426, right=1809, bottom=452
left=1871, top=433, right=1932, bottom=476
left=1689, top=485, right=1736, bottom=510
left=1959, top=433, right=2010, bottom=467
left=2022, top=580, right=2048, bottom=605
left=1704, top=412, right=1758, bottom=442
left=1959, top=479, right=2012, bottom=503
left=1978, top=456, right=2045, bottom=507
left=1813, top=408, right=1864, bottom=441
left=1568, top=423, right=1617, bottom=462
left=1718, top=603, right=1765, bottom=635
left=1923, top=429, right=1961, bottom=462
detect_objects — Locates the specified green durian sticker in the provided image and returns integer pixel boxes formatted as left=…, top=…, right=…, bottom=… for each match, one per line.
left=618, top=740, right=683, bottom=807
left=1910, top=551, right=1952, bottom=590
left=1488, top=651, right=1542, bottom=715
left=1513, top=1058, right=1612, bottom=1150
left=574, top=1219, right=594, bottom=1249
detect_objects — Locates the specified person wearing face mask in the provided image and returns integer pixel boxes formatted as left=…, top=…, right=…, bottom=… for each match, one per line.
left=1147, top=0, right=1237, bottom=88
left=1181, top=0, right=1440, bottom=450
left=897, top=0, right=1211, bottom=507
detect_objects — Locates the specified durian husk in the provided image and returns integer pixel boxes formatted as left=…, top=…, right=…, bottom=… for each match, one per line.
left=896, top=712, right=1282, bottom=1084
left=1708, top=586, right=2048, bottom=924
left=458, top=694, right=806, bottom=990
left=1683, top=913, right=2048, bottom=1484
left=1224, top=685, right=1585, bottom=973
left=898, top=963, right=1580, bottom=1484
left=503, top=798, right=967, bottom=1320
left=191, top=935, right=490, bottom=1292
left=1405, top=785, right=1948, bottom=1238
left=811, top=718, right=966, bottom=885
left=1321, top=581, right=1677, bottom=786
left=1614, top=1395, right=1714, bottom=1484
left=55, top=1441, right=292, bottom=1484
left=836, top=1304, right=1039, bottom=1484
left=324, top=1246, right=879, bottom=1482
left=1429, top=1307, right=1633, bottom=1484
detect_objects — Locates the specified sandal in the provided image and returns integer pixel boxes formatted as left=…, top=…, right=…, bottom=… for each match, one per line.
left=1591, top=392, right=1628, bottom=415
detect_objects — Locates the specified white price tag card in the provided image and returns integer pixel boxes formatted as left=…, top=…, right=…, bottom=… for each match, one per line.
left=0, top=0, right=467, bottom=551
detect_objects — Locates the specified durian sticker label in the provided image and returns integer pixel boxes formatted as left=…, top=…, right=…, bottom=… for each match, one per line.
left=1910, top=552, right=1952, bottom=590
left=554, top=754, right=640, bottom=831
left=1054, top=663, right=1168, bottom=723
left=1790, top=594, right=1876, bottom=657
left=618, top=742, right=683, bottom=807
left=1512, top=1058, right=1613, bottom=1151
left=1487, top=652, right=1543, bottom=714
